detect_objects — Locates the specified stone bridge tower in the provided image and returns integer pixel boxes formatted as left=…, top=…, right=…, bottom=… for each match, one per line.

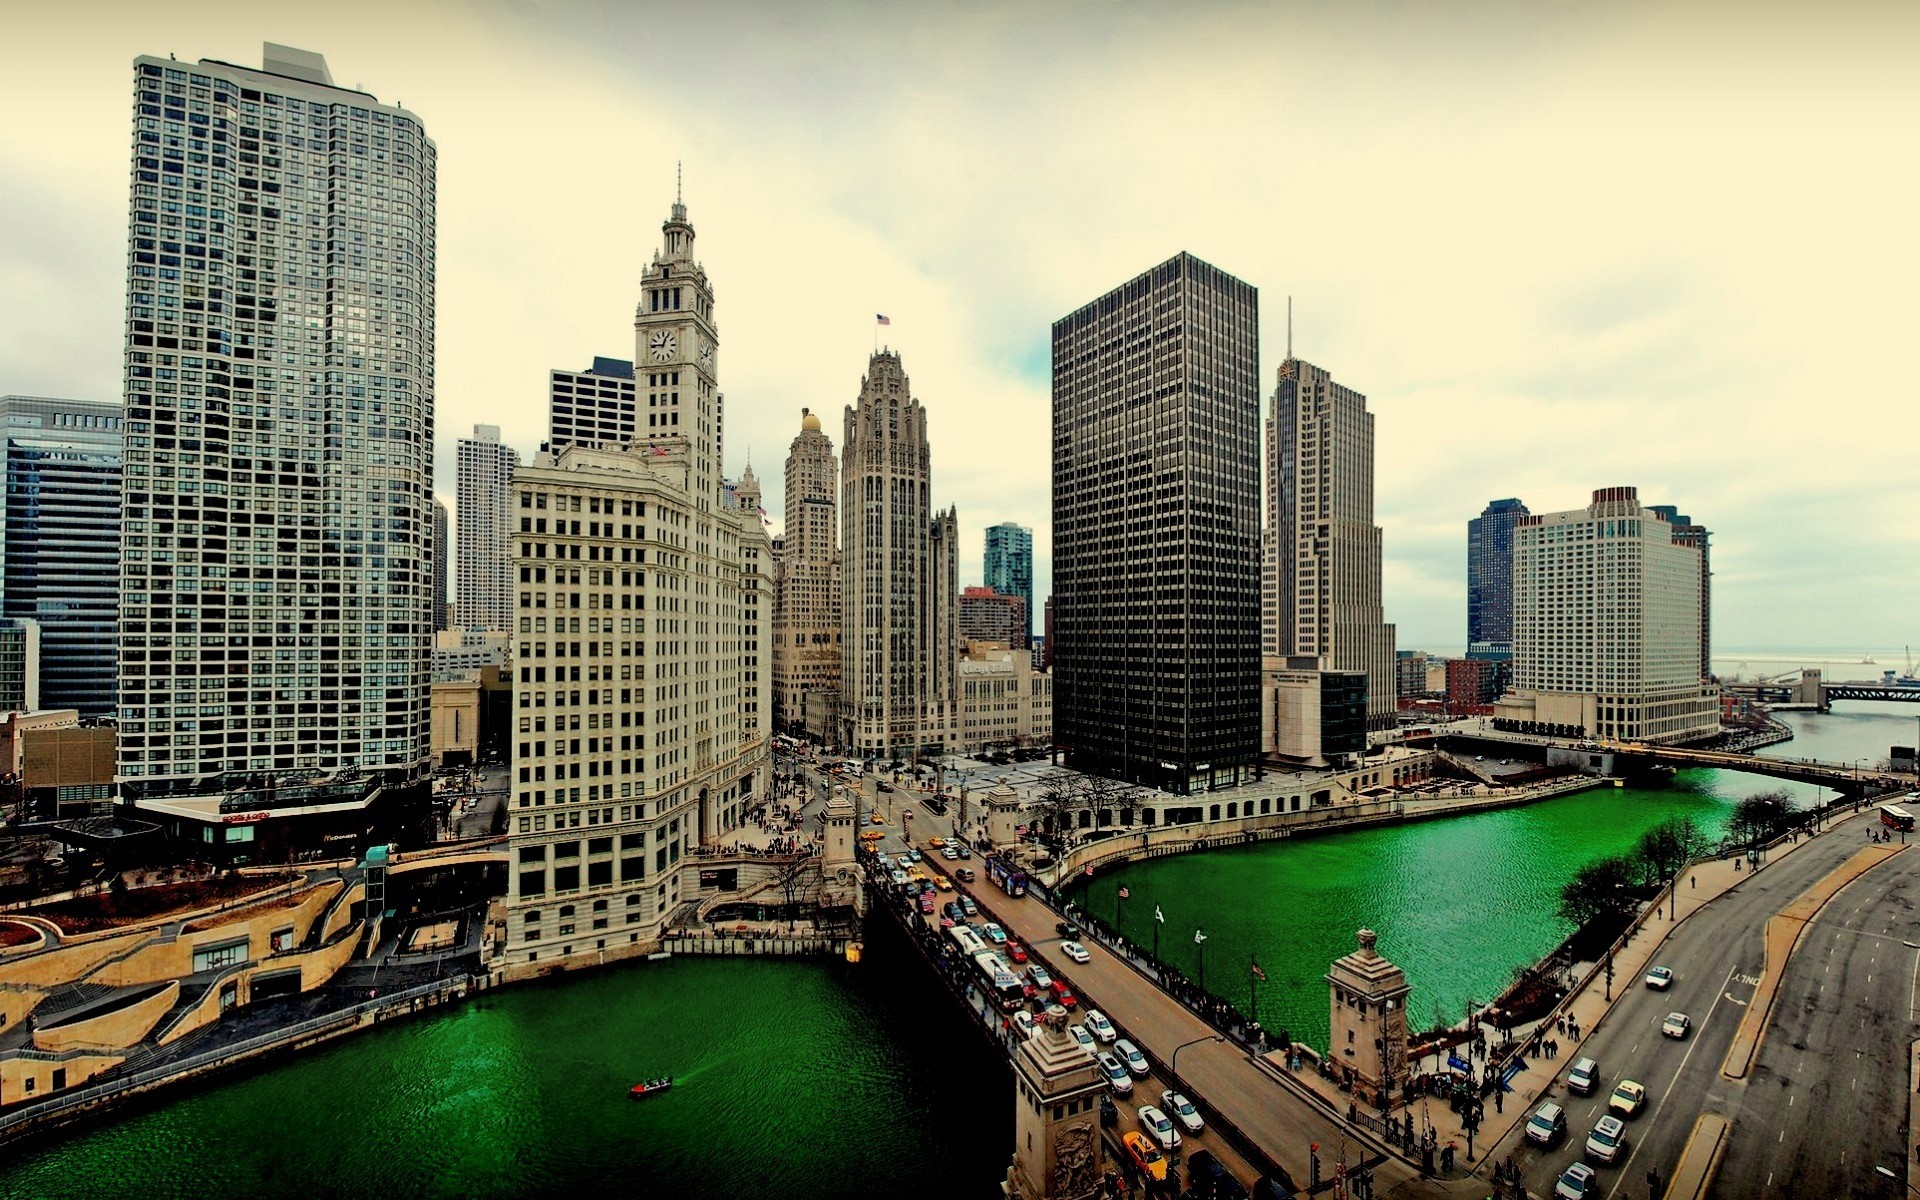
left=819, top=784, right=863, bottom=915
left=1327, top=928, right=1411, bottom=1108
left=1003, top=1009, right=1107, bottom=1200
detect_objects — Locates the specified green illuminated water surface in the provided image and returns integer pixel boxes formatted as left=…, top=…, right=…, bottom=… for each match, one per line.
left=3, top=704, right=1907, bottom=1198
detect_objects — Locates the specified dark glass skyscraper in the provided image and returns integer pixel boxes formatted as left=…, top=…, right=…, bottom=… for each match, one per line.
left=0, top=396, right=123, bottom=715
left=1467, top=497, right=1529, bottom=660
left=1052, top=252, right=1260, bottom=794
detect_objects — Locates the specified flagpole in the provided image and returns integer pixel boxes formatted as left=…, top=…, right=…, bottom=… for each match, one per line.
left=1196, top=928, right=1207, bottom=995
left=1250, top=952, right=1259, bottom=1027
left=1152, top=901, right=1160, bottom=960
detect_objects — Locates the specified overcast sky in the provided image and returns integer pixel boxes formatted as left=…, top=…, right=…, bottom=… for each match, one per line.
left=3, top=0, right=1915, bottom=653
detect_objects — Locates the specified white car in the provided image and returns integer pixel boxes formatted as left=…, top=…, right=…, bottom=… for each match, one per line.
left=1013, top=1011, right=1036, bottom=1040
left=1069, top=1024, right=1096, bottom=1052
left=1644, top=965, right=1674, bottom=990
left=1060, top=940, right=1091, bottom=964
left=1136, top=1104, right=1181, bottom=1151
left=1585, top=1114, right=1627, bottom=1164
left=1114, top=1038, right=1151, bottom=1079
left=1084, top=1009, right=1118, bottom=1043
left=1097, top=1052, right=1133, bottom=1095
left=1661, top=1011, right=1691, bottom=1039
left=1160, top=1090, right=1203, bottom=1134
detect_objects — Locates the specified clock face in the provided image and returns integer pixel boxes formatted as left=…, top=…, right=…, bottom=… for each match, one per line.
left=649, top=329, right=678, bottom=362
left=698, top=340, right=714, bottom=367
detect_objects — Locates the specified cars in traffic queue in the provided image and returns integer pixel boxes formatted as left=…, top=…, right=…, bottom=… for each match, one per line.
left=1084, top=1009, right=1118, bottom=1043
left=1554, top=1162, right=1598, bottom=1199
left=957, top=867, right=976, bottom=882
left=1099, top=1094, right=1118, bottom=1128
left=1524, top=1101, right=1566, bottom=1146
left=1644, top=965, right=1674, bottom=990
left=1661, top=1011, right=1691, bottom=1039
left=1160, top=1090, right=1203, bottom=1135
left=944, top=901, right=966, bottom=922
left=887, top=868, right=910, bottom=887
left=1098, top=1052, right=1134, bottom=1095
left=982, top=922, right=1007, bottom=945
left=1566, top=1056, right=1600, bottom=1095
left=918, top=892, right=935, bottom=914
left=1136, top=1104, right=1181, bottom=1152
left=1026, top=963, right=1053, bottom=990
left=1069, top=1024, right=1097, bottom=1053
left=1585, top=1114, right=1627, bottom=1165
left=1121, top=1132, right=1168, bottom=1182
left=904, top=848, right=922, bottom=863
left=1607, top=1079, right=1647, bottom=1118
left=1049, top=979, right=1077, bottom=1008
left=932, top=875, right=953, bottom=892
left=928, top=837, right=945, bottom=847
left=859, top=829, right=885, bottom=842
left=1114, top=1039, right=1151, bottom=1079
left=941, top=846, right=961, bottom=860
left=1013, top=1011, right=1037, bottom=1040
left=960, top=896, right=977, bottom=916
left=1005, top=939, right=1028, bottom=963
left=1060, top=940, right=1091, bottom=964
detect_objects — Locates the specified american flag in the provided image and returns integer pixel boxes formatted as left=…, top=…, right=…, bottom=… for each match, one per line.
left=1117, top=886, right=1130, bottom=900
left=875, top=314, right=891, bottom=326
left=1251, top=958, right=1268, bottom=982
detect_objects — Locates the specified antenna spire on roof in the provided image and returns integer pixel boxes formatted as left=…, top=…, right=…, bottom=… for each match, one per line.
left=676, top=161, right=683, bottom=206
left=1287, top=295, right=1293, bottom=360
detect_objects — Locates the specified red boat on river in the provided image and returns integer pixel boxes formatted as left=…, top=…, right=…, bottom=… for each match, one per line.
left=629, top=1076, right=674, bottom=1099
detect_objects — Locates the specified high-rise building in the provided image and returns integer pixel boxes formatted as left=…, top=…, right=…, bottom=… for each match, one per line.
left=1495, top=487, right=1717, bottom=744
left=1268, top=357, right=1398, bottom=731
left=504, top=191, right=770, bottom=971
left=118, top=46, right=435, bottom=813
left=984, top=523, right=1033, bottom=635
left=546, top=356, right=638, bottom=452
left=0, top=619, right=39, bottom=713
left=1, top=396, right=123, bottom=715
left=1646, top=505, right=1711, bottom=679
left=772, top=408, right=841, bottom=734
left=839, top=351, right=959, bottom=758
left=1467, top=498, right=1529, bottom=660
left=431, top=498, right=450, bottom=631
left=958, top=586, right=1027, bottom=648
left=456, top=425, right=517, bottom=633
left=1053, top=252, right=1261, bottom=793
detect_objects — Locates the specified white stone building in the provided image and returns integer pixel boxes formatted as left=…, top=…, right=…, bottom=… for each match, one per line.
left=958, top=646, right=1052, bottom=754
left=502, top=192, right=770, bottom=969
left=1495, top=486, right=1717, bottom=745
left=457, top=424, right=519, bottom=633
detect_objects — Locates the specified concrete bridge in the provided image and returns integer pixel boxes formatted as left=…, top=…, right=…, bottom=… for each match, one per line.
left=1601, top=741, right=1910, bottom=795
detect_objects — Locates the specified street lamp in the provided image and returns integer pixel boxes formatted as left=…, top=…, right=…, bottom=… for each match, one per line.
left=1170, top=1032, right=1226, bottom=1099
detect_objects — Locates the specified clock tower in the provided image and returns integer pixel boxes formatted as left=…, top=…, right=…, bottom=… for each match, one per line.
left=635, top=174, right=721, bottom=507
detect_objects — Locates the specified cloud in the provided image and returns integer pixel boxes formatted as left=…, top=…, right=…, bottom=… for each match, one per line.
left=2, top=0, right=1914, bottom=650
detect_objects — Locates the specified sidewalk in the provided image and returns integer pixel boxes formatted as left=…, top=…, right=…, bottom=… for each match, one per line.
left=1261, top=802, right=1877, bottom=1185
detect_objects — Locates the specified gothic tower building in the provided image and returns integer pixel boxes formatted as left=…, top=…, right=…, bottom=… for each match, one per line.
left=839, top=352, right=958, bottom=758
left=772, top=408, right=842, bottom=735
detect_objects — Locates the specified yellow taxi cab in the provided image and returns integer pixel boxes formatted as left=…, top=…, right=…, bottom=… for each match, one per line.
left=932, top=876, right=954, bottom=891
left=907, top=866, right=927, bottom=881
left=1122, top=1132, right=1167, bottom=1181
left=869, top=815, right=885, bottom=825
left=859, top=829, right=885, bottom=842
left=928, top=837, right=946, bottom=848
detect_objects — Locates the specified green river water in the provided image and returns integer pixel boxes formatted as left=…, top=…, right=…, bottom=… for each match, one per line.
left=2, top=703, right=1910, bottom=1198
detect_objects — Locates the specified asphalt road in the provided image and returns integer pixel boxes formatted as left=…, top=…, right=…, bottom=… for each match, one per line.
left=1495, top=815, right=1904, bottom=1200
left=1712, top=846, right=1917, bottom=1197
